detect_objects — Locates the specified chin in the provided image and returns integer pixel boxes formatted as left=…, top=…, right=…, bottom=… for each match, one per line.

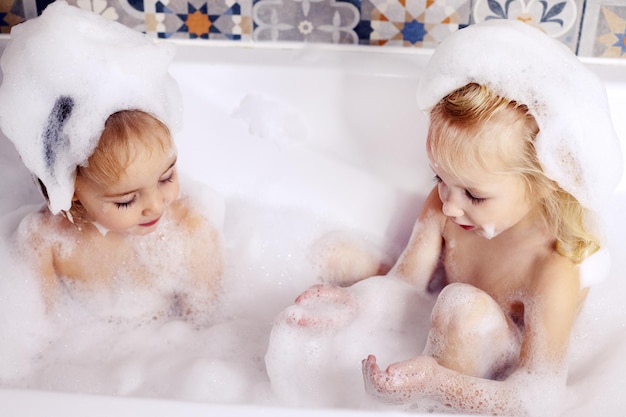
left=132, top=226, right=158, bottom=236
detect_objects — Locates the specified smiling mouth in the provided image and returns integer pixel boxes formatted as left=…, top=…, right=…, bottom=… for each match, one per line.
left=459, top=224, right=475, bottom=231
left=139, top=217, right=160, bottom=227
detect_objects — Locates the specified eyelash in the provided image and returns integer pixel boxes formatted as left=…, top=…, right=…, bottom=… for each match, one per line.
left=114, top=170, right=175, bottom=209
left=465, top=191, right=486, bottom=205
left=115, top=196, right=136, bottom=209
left=433, top=175, right=486, bottom=205
left=160, top=171, right=175, bottom=184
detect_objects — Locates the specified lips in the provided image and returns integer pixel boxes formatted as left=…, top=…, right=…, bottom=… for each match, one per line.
left=139, top=217, right=160, bottom=227
left=450, top=219, right=475, bottom=231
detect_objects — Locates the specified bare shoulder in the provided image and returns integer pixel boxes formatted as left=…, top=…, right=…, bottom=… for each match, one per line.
left=167, top=196, right=211, bottom=232
left=169, top=183, right=225, bottom=232
left=16, top=206, right=75, bottom=246
left=532, top=251, right=579, bottom=296
left=525, top=251, right=584, bottom=361
left=422, top=186, right=444, bottom=215
left=419, top=186, right=446, bottom=228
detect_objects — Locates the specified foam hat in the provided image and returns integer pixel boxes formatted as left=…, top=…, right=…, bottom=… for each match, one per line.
left=416, top=20, right=623, bottom=213
left=0, top=1, right=183, bottom=215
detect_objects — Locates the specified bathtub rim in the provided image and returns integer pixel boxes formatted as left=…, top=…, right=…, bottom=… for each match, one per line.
left=0, top=387, right=477, bottom=417
left=1, top=34, right=625, bottom=87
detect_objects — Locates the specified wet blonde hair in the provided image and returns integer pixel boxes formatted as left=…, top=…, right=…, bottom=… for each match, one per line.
left=427, top=83, right=599, bottom=264
left=69, top=110, right=172, bottom=223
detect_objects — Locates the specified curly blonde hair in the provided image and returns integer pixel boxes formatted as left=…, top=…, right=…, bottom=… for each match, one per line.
left=426, top=83, right=599, bottom=264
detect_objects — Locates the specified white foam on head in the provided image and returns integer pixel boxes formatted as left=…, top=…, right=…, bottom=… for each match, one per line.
left=0, top=1, right=183, bottom=214
left=416, top=20, right=623, bottom=214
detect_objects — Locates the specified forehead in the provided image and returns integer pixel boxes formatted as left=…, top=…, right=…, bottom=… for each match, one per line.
left=102, top=144, right=177, bottom=193
left=427, top=111, right=528, bottom=175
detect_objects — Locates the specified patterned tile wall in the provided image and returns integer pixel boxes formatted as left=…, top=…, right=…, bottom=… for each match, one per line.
left=1, top=0, right=625, bottom=57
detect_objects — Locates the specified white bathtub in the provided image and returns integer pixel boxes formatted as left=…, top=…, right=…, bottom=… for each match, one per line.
left=1, top=39, right=625, bottom=416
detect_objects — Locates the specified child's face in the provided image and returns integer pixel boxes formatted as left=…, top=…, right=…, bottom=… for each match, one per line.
left=431, top=161, right=533, bottom=240
left=74, top=141, right=179, bottom=236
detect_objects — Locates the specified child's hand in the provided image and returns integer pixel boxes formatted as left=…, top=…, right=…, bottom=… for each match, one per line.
left=279, top=284, right=358, bottom=329
left=362, top=354, right=437, bottom=404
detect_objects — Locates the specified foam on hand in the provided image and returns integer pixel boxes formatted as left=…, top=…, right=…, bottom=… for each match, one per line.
left=0, top=1, right=183, bottom=215
left=416, top=20, right=623, bottom=214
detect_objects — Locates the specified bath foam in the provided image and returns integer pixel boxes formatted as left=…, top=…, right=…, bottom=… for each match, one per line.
left=416, top=20, right=622, bottom=214
left=265, top=276, right=433, bottom=409
left=233, top=93, right=309, bottom=146
left=0, top=1, right=182, bottom=215
left=480, top=224, right=496, bottom=240
left=0, top=31, right=624, bottom=417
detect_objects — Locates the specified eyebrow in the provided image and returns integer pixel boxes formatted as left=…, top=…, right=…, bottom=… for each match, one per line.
left=103, top=158, right=177, bottom=199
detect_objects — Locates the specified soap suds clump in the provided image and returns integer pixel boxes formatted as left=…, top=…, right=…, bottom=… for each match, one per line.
left=0, top=1, right=182, bottom=214
left=416, top=20, right=623, bottom=214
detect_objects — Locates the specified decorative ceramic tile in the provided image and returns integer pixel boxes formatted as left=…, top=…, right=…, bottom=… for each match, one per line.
left=595, top=4, right=626, bottom=57
left=143, top=0, right=252, bottom=40
left=579, top=0, right=626, bottom=57
left=361, top=0, right=470, bottom=46
left=471, top=0, right=584, bottom=52
left=252, top=0, right=360, bottom=43
left=1, top=0, right=624, bottom=58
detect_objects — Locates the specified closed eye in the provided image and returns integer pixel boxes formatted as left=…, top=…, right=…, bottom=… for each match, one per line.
left=465, top=189, right=486, bottom=204
left=115, top=195, right=136, bottom=209
left=159, top=167, right=176, bottom=184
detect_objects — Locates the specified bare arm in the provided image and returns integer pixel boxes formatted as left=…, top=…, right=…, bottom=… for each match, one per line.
left=363, top=354, right=562, bottom=416
left=178, top=198, right=224, bottom=307
left=190, top=219, right=223, bottom=298
left=15, top=208, right=59, bottom=310
left=389, top=187, right=445, bottom=293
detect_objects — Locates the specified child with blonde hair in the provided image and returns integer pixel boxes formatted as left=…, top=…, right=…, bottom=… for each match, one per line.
left=0, top=2, right=223, bottom=316
left=268, top=20, right=622, bottom=416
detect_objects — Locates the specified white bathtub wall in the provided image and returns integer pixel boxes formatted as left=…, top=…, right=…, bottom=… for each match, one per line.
left=0, top=39, right=626, bottom=417
left=172, top=42, right=432, bottom=247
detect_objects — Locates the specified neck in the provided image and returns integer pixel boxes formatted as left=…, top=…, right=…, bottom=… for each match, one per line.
left=496, top=207, right=553, bottom=247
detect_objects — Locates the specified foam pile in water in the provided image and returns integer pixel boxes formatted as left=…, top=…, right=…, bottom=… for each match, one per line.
left=265, top=276, right=433, bottom=409
left=0, top=0, right=182, bottom=214
left=416, top=20, right=623, bottom=214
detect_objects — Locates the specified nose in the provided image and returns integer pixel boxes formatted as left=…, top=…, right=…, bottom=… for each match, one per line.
left=442, top=201, right=464, bottom=218
left=440, top=190, right=464, bottom=218
left=142, top=188, right=166, bottom=217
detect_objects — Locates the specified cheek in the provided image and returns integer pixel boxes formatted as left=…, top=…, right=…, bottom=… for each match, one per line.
left=92, top=206, right=137, bottom=230
left=167, top=182, right=181, bottom=202
left=437, top=182, right=448, bottom=201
